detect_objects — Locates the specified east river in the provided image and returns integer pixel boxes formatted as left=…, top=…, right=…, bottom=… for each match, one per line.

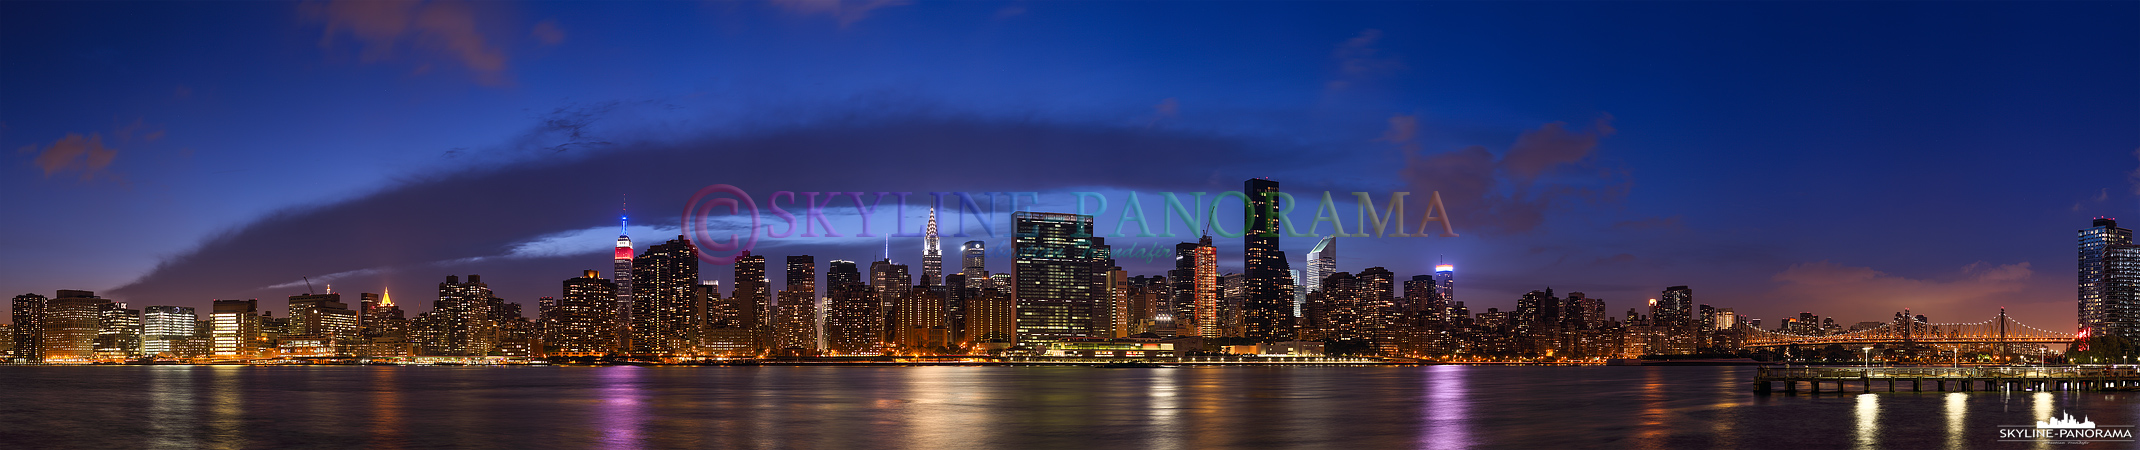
left=1, top=365, right=2135, bottom=449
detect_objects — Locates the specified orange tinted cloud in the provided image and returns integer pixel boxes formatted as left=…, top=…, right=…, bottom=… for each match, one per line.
left=22, top=133, right=118, bottom=180
left=311, top=0, right=513, bottom=85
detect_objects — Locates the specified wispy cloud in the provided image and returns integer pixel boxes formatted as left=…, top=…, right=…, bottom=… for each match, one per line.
left=1391, top=113, right=1626, bottom=234
left=1328, top=29, right=1403, bottom=90
left=308, top=0, right=517, bottom=85
left=769, top=0, right=911, bottom=27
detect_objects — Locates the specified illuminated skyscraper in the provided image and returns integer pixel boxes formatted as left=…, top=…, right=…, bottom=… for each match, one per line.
left=288, top=292, right=358, bottom=355
left=1304, top=236, right=1335, bottom=294
left=1011, top=212, right=1100, bottom=345
left=733, top=252, right=770, bottom=351
left=826, top=276, right=880, bottom=354
left=94, top=301, right=142, bottom=360
left=547, top=270, right=619, bottom=356
left=922, top=207, right=943, bottom=286
left=211, top=299, right=263, bottom=360
left=1435, top=264, right=1456, bottom=321
left=413, top=275, right=504, bottom=356
left=962, top=240, right=989, bottom=289
left=2082, top=218, right=2137, bottom=338
left=870, top=260, right=910, bottom=345
left=360, top=290, right=411, bottom=357
left=1242, top=178, right=1296, bottom=341
left=1193, top=236, right=1218, bottom=338
left=614, top=209, right=634, bottom=344
left=142, top=306, right=196, bottom=357
left=776, top=256, right=820, bottom=351
left=42, top=290, right=108, bottom=363
left=11, top=293, right=45, bottom=363
left=631, top=237, right=700, bottom=355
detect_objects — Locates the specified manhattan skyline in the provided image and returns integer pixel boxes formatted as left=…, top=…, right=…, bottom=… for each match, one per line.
left=5, top=1, right=2138, bottom=329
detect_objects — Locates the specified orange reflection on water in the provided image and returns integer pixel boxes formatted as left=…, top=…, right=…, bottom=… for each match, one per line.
left=366, top=366, right=405, bottom=449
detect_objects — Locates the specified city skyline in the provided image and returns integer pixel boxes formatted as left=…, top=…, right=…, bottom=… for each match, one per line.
left=5, top=1, right=2138, bottom=335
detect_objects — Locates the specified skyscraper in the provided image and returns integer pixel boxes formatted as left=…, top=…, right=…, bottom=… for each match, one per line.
left=1193, top=236, right=1219, bottom=338
left=1011, top=211, right=1100, bottom=345
left=615, top=213, right=634, bottom=341
left=94, top=301, right=142, bottom=360
left=826, top=275, right=880, bottom=354
left=733, top=252, right=770, bottom=351
left=1304, top=236, right=1335, bottom=294
left=288, top=292, right=358, bottom=355
left=962, top=240, right=989, bottom=289
left=776, top=255, right=820, bottom=351
left=42, top=290, right=109, bottom=363
left=922, top=207, right=943, bottom=286
left=11, top=293, right=45, bottom=363
left=1435, top=264, right=1456, bottom=321
left=547, top=270, right=619, bottom=356
left=2081, top=218, right=2137, bottom=338
left=211, top=299, right=263, bottom=360
left=142, top=306, right=197, bottom=357
left=631, top=236, right=701, bottom=355
left=1242, top=178, right=1296, bottom=341
left=870, top=260, right=910, bottom=346
left=412, top=275, right=505, bottom=356
left=360, top=290, right=413, bottom=357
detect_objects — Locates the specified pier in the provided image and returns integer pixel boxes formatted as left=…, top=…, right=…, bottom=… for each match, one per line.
left=1754, top=366, right=2140, bottom=393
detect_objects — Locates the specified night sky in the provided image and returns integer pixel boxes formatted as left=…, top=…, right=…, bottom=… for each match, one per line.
left=4, top=1, right=2136, bottom=330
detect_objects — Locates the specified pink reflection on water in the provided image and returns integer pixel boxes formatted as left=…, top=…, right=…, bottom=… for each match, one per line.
left=596, top=367, right=646, bottom=449
left=1420, top=365, right=1472, bottom=449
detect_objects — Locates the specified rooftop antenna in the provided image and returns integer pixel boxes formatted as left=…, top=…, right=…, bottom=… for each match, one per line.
left=883, top=233, right=890, bottom=262
left=621, top=194, right=629, bottom=235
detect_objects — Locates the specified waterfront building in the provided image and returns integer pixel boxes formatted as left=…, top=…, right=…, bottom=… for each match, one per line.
left=11, top=293, right=44, bottom=363
left=870, top=260, right=910, bottom=345
left=142, top=306, right=197, bottom=357
left=42, top=290, right=109, bottom=363
left=211, top=299, right=264, bottom=360
left=1192, top=237, right=1218, bottom=338
left=732, top=252, right=770, bottom=352
left=94, top=301, right=142, bottom=360
left=1012, top=212, right=1102, bottom=346
left=630, top=236, right=700, bottom=355
left=2084, top=218, right=2140, bottom=339
left=546, top=270, right=619, bottom=356
left=826, top=279, right=880, bottom=354
left=411, top=275, right=508, bottom=356
left=1242, top=178, right=1297, bottom=342
left=360, top=290, right=412, bottom=357
left=287, top=292, right=358, bottom=355
left=964, top=288, right=1015, bottom=347
left=894, top=287, right=948, bottom=351
left=774, top=288, right=819, bottom=352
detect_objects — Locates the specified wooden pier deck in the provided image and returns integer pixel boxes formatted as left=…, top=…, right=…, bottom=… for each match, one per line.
left=1754, top=366, right=2140, bottom=393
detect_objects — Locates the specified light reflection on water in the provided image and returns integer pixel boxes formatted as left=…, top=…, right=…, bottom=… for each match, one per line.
left=1854, top=393, right=1879, bottom=450
left=4, top=365, right=2140, bottom=449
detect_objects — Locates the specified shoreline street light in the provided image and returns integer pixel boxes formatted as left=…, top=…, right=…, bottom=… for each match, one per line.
left=1863, top=346, right=1873, bottom=368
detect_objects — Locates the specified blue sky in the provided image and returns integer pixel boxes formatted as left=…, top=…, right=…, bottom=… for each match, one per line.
left=3, top=1, right=2136, bottom=329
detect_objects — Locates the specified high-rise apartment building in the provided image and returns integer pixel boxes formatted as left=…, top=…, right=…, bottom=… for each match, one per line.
left=630, top=236, right=700, bottom=355
left=2082, top=218, right=2138, bottom=339
left=547, top=270, right=619, bottom=355
left=11, top=293, right=45, bottom=362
